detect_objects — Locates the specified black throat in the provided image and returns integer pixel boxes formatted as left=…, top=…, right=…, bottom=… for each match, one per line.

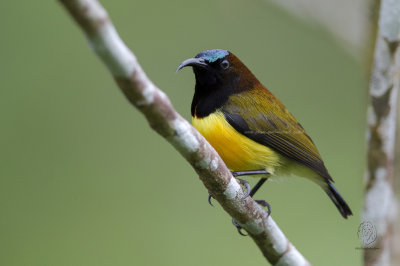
left=191, top=83, right=235, bottom=118
left=191, top=67, right=241, bottom=118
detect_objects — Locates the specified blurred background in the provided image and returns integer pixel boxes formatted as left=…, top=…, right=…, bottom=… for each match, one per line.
left=0, top=0, right=368, bottom=265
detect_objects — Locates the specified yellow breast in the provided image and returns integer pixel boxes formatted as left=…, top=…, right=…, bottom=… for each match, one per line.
left=192, top=111, right=282, bottom=174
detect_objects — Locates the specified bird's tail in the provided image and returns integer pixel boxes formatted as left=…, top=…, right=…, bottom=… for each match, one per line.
left=325, top=182, right=353, bottom=219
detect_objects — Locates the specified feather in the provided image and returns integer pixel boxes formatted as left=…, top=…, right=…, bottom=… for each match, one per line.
left=222, top=87, right=333, bottom=182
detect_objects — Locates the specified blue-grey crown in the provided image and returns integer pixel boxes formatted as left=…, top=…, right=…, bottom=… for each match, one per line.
left=195, top=49, right=229, bottom=63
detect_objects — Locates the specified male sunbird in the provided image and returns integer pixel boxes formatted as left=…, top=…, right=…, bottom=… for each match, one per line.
left=177, top=49, right=352, bottom=219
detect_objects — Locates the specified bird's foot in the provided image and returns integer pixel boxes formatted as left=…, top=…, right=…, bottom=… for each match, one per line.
left=232, top=219, right=247, bottom=236
left=255, top=199, right=271, bottom=216
left=207, top=177, right=251, bottom=206
left=232, top=199, right=272, bottom=236
left=235, top=178, right=251, bottom=198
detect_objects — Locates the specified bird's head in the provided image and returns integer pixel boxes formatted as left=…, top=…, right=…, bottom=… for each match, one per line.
left=176, top=49, right=259, bottom=117
left=176, top=49, right=256, bottom=88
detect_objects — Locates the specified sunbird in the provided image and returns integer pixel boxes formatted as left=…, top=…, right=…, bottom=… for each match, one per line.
left=177, top=49, right=352, bottom=219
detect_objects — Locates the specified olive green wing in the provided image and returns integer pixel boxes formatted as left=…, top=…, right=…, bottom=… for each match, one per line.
left=222, top=89, right=332, bottom=182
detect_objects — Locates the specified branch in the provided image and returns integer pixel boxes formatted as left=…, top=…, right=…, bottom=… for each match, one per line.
left=364, top=0, right=400, bottom=265
left=59, top=0, right=310, bottom=265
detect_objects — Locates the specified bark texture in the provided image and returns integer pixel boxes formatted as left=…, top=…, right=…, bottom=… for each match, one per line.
left=364, top=0, right=400, bottom=265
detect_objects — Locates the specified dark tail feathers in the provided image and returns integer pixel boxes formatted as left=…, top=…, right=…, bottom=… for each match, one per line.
left=325, top=183, right=353, bottom=219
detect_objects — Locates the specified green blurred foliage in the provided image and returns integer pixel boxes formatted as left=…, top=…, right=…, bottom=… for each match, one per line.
left=0, top=0, right=365, bottom=265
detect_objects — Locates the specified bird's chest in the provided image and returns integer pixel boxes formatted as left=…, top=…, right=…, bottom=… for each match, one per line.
left=192, top=111, right=280, bottom=172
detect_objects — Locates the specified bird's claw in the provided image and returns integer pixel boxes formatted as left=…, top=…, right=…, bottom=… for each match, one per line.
left=208, top=193, right=214, bottom=206
left=232, top=218, right=247, bottom=236
left=231, top=199, right=271, bottom=236
left=207, top=178, right=250, bottom=206
left=235, top=178, right=251, bottom=198
left=255, top=199, right=271, bottom=216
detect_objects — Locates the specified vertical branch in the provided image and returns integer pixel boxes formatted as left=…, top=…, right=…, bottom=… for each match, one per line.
left=392, top=80, right=400, bottom=264
left=393, top=92, right=400, bottom=265
left=364, top=0, right=400, bottom=265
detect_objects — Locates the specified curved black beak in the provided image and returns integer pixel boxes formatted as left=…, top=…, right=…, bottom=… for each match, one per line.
left=176, top=58, right=208, bottom=72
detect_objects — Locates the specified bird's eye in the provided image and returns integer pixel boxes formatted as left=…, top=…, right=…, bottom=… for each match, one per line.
left=220, top=59, right=230, bottom=70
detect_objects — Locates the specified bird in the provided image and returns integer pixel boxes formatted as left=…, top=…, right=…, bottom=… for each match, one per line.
left=176, top=49, right=352, bottom=219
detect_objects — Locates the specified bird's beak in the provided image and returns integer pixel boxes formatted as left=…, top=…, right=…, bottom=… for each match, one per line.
left=176, top=58, right=208, bottom=72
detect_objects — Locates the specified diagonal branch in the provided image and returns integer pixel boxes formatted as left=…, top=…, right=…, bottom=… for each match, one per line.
left=59, top=0, right=309, bottom=265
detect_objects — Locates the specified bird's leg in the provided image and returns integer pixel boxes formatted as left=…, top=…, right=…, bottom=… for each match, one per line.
left=250, top=177, right=271, bottom=216
left=231, top=169, right=269, bottom=177
left=249, top=177, right=268, bottom=197
left=208, top=170, right=269, bottom=206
